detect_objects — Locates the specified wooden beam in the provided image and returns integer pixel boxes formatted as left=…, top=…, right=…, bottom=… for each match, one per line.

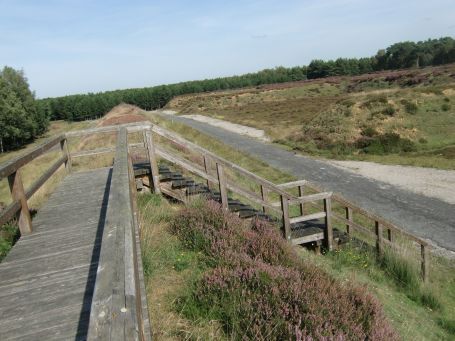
left=288, top=192, right=332, bottom=205
left=8, top=170, right=32, bottom=235
left=203, top=155, right=211, bottom=189
left=65, top=122, right=151, bottom=137
left=345, top=206, right=353, bottom=236
left=298, top=185, right=305, bottom=216
left=324, top=198, right=333, bottom=251
left=144, top=129, right=161, bottom=194
left=0, top=134, right=64, bottom=180
left=60, top=138, right=72, bottom=172
left=0, top=200, right=21, bottom=227
left=260, top=185, right=267, bottom=213
left=289, top=212, right=326, bottom=225
left=375, top=221, right=383, bottom=257
left=216, top=163, right=228, bottom=211
left=277, top=180, right=308, bottom=189
left=280, top=195, right=291, bottom=241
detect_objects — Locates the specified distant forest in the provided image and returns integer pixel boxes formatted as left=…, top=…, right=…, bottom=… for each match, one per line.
left=39, top=37, right=455, bottom=122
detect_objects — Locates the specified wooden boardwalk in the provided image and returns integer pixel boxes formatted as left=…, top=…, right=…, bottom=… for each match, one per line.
left=0, top=168, right=112, bottom=340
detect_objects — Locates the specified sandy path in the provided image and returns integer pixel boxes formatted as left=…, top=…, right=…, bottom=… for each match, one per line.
left=329, top=161, right=455, bottom=205
left=160, top=110, right=270, bottom=142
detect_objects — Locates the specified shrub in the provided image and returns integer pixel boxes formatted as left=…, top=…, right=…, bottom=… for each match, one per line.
left=401, top=99, right=418, bottom=114
left=383, top=104, right=396, bottom=116
left=358, top=132, right=416, bottom=154
left=172, top=201, right=398, bottom=340
left=441, top=103, right=451, bottom=111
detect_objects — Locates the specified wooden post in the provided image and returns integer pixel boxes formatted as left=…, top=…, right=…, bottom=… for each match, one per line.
left=144, top=129, right=161, bottom=194
left=260, top=185, right=267, bottom=213
left=387, top=228, right=393, bottom=243
left=203, top=155, right=210, bottom=189
left=60, top=138, right=72, bottom=172
left=298, top=185, right=305, bottom=216
left=345, top=206, right=352, bottom=236
left=280, top=195, right=291, bottom=241
left=375, top=221, right=383, bottom=256
left=421, top=244, right=429, bottom=282
left=8, top=170, right=32, bottom=235
left=216, top=163, right=228, bottom=210
left=323, top=198, right=333, bottom=251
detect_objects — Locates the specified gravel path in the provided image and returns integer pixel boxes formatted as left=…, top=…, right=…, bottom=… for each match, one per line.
left=158, top=113, right=455, bottom=254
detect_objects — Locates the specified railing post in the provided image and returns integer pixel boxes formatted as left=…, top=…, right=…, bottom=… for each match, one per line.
left=387, top=228, right=393, bottom=243
left=280, top=195, right=291, bottom=241
left=60, top=137, right=72, bottom=172
left=421, top=244, right=429, bottom=282
left=375, top=221, right=383, bottom=256
left=260, top=185, right=267, bottom=213
left=216, top=163, right=228, bottom=211
left=144, top=129, right=161, bottom=194
left=298, top=185, right=305, bottom=216
left=323, top=197, right=333, bottom=251
left=8, top=170, right=32, bottom=235
left=345, top=206, right=352, bottom=237
left=203, top=155, right=211, bottom=189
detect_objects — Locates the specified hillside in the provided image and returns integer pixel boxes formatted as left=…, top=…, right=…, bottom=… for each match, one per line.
left=167, top=64, right=455, bottom=169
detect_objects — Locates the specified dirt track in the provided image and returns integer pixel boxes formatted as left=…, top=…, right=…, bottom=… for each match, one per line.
left=156, top=112, right=455, bottom=255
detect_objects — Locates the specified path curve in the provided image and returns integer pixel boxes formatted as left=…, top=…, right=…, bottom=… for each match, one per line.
left=158, top=113, right=455, bottom=254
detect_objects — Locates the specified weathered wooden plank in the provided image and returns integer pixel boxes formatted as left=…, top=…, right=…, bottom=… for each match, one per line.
left=277, top=180, right=308, bottom=189
left=0, top=134, right=64, bottom=180
left=288, top=192, right=332, bottom=205
left=291, top=232, right=324, bottom=245
left=8, top=170, right=32, bottom=234
left=289, top=212, right=326, bottom=225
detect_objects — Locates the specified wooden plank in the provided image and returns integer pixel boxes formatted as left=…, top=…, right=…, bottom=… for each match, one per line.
left=0, top=134, right=64, bottom=180
left=375, top=221, right=383, bottom=256
left=298, top=185, right=305, bottom=216
left=281, top=195, right=291, bottom=241
left=345, top=206, right=353, bottom=236
left=291, top=232, right=324, bottom=245
left=216, top=163, right=228, bottom=211
left=203, top=155, right=211, bottom=189
left=260, top=185, right=267, bottom=213
left=144, top=129, right=161, bottom=194
left=65, top=122, right=151, bottom=137
left=277, top=180, right=308, bottom=189
left=60, top=138, right=72, bottom=172
left=289, top=212, right=326, bottom=225
left=8, top=170, right=32, bottom=235
left=288, top=192, right=332, bottom=205
left=324, top=198, right=333, bottom=251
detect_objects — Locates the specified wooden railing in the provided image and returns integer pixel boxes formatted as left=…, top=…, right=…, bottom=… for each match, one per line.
left=87, top=127, right=151, bottom=340
left=0, top=134, right=70, bottom=234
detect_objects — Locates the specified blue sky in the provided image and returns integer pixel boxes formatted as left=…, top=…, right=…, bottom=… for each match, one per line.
left=1, top=0, right=454, bottom=98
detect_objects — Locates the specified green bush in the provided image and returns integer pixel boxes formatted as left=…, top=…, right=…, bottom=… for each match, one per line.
left=441, top=103, right=451, bottom=111
left=383, top=104, right=396, bottom=116
left=401, top=99, right=418, bottom=114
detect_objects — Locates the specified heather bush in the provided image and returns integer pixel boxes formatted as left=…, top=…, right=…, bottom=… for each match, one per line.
left=171, top=201, right=398, bottom=340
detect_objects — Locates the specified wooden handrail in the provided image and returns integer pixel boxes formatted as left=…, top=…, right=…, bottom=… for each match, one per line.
left=0, top=134, right=65, bottom=180
left=87, top=127, right=150, bottom=340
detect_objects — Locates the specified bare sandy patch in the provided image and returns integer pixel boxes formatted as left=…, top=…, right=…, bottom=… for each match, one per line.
left=329, top=160, right=455, bottom=204
left=160, top=110, right=270, bottom=142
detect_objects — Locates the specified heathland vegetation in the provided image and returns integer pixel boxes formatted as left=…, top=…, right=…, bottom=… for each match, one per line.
left=168, top=63, right=455, bottom=169
left=39, top=37, right=455, bottom=122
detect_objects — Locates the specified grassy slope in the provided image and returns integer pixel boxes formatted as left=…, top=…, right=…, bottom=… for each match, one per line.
left=167, top=64, right=455, bottom=169
left=141, top=111, right=455, bottom=340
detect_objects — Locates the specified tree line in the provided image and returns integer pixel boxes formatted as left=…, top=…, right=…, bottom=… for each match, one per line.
left=0, top=67, right=48, bottom=152
left=40, top=37, right=455, bottom=122
left=1, top=37, right=454, bottom=152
